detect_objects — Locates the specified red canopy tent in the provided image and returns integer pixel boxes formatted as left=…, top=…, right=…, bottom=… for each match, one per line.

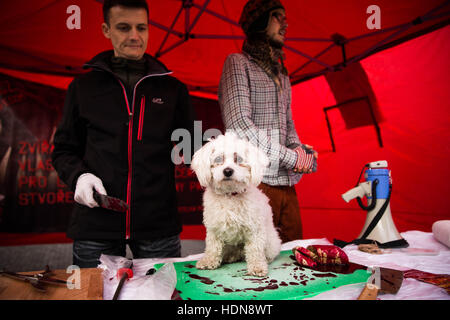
left=0, top=0, right=449, bottom=243
left=0, top=0, right=448, bottom=92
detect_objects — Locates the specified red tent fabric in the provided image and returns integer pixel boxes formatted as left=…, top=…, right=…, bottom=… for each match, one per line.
left=292, top=26, right=450, bottom=240
left=0, top=1, right=449, bottom=243
left=0, top=0, right=448, bottom=93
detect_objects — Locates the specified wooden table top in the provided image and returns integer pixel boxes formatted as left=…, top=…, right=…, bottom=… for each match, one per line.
left=0, top=267, right=103, bottom=300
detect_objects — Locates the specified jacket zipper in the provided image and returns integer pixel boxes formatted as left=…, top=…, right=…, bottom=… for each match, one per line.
left=137, top=95, right=145, bottom=141
left=116, top=81, right=133, bottom=240
left=116, top=72, right=171, bottom=240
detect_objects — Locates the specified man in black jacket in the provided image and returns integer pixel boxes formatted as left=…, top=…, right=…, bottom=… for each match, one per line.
left=52, top=0, right=196, bottom=267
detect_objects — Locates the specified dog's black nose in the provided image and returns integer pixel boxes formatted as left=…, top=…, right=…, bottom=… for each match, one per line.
left=223, top=168, right=234, bottom=177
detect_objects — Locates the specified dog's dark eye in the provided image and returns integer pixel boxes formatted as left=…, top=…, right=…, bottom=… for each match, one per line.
left=213, top=155, right=224, bottom=164
left=234, top=153, right=243, bottom=164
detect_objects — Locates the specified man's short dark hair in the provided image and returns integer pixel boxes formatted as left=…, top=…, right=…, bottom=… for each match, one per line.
left=103, top=0, right=149, bottom=24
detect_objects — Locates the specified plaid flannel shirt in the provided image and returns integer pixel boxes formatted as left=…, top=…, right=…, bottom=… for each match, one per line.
left=218, top=52, right=303, bottom=186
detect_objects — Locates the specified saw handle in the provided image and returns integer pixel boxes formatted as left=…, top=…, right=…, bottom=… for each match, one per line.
left=357, top=283, right=379, bottom=300
left=112, top=267, right=133, bottom=300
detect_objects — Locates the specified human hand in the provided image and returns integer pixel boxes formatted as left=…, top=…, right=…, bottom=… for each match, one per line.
left=74, top=173, right=107, bottom=208
left=293, top=144, right=318, bottom=174
left=303, top=144, right=319, bottom=160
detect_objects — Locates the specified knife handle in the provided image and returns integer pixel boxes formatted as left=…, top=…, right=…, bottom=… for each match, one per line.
left=93, top=189, right=102, bottom=206
left=357, top=283, right=379, bottom=300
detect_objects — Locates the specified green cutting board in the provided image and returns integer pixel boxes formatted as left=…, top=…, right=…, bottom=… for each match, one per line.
left=154, top=250, right=370, bottom=300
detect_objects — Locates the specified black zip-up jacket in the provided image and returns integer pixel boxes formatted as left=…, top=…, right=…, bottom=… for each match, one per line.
left=52, top=50, right=196, bottom=240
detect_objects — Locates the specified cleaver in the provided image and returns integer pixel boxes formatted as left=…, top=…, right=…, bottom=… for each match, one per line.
left=93, top=190, right=129, bottom=213
left=357, top=267, right=404, bottom=300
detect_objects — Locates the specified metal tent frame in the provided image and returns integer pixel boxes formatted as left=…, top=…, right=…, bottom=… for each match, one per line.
left=149, top=0, right=449, bottom=91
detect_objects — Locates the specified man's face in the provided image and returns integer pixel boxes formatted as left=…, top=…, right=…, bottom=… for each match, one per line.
left=266, top=8, right=288, bottom=49
left=102, top=6, right=149, bottom=60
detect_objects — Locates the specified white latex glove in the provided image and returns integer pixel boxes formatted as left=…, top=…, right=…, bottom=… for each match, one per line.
left=74, top=173, right=107, bottom=208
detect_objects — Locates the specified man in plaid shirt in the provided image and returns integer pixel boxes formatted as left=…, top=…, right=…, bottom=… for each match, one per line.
left=218, top=0, right=318, bottom=242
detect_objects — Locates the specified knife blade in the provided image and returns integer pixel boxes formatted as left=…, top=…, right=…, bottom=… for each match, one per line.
left=93, top=190, right=129, bottom=213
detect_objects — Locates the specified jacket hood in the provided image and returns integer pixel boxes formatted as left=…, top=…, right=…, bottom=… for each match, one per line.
left=83, top=50, right=172, bottom=76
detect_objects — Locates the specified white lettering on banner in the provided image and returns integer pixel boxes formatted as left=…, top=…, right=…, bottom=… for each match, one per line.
left=66, top=5, right=81, bottom=30
left=366, top=5, right=381, bottom=30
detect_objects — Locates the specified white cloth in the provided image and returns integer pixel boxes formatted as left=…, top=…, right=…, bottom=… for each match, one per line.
left=295, top=231, right=450, bottom=300
left=98, top=231, right=449, bottom=300
left=98, top=254, right=177, bottom=300
left=432, top=220, right=450, bottom=248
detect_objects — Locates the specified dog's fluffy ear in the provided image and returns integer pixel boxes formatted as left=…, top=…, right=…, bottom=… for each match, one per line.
left=191, top=139, right=215, bottom=187
left=247, top=142, right=269, bottom=186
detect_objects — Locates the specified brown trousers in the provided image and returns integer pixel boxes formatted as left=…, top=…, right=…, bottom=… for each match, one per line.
left=258, top=183, right=303, bottom=243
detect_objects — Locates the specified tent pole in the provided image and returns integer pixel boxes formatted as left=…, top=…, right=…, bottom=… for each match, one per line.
left=346, top=24, right=412, bottom=65
left=289, top=43, right=335, bottom=77
left=323, top=108, right=336, bottom=153
left=341, top=44, right=347, bottom=67
left=184, top=0, right=191, bottom=35
left=190, top=34, right=244, bottom=39
left=347, top=1, right=450, bottom=65
left=349, top=22, right=410, bottom=42
left=284, top=44, right=333, bottom=70
left=422, top=0, right=450, bottom=18
left=323, top=96, right=383, bottom=152
left=155, top=5, right=185, bottom=57
left=148, top=20, right=183, bottom=38
left=286, top=37, right=332, bottom=42
left=188, top=0, right=211, bottom=33
left=157, top=39, right=187, bottom=57
left=191, top=2, right=240, bottom=27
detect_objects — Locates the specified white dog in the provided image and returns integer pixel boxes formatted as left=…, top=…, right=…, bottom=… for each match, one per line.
left=191, top=132, right=281, bottom=277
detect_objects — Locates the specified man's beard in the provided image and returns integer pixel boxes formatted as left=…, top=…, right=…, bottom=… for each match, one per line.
left=268, top=35, right=284, bottom=49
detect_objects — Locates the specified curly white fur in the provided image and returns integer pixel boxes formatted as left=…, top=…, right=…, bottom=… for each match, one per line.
left=191, top=132, right=281, bottom=277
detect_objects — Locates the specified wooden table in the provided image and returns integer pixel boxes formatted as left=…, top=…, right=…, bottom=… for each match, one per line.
left=0, top=268, right=103, bottom=300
